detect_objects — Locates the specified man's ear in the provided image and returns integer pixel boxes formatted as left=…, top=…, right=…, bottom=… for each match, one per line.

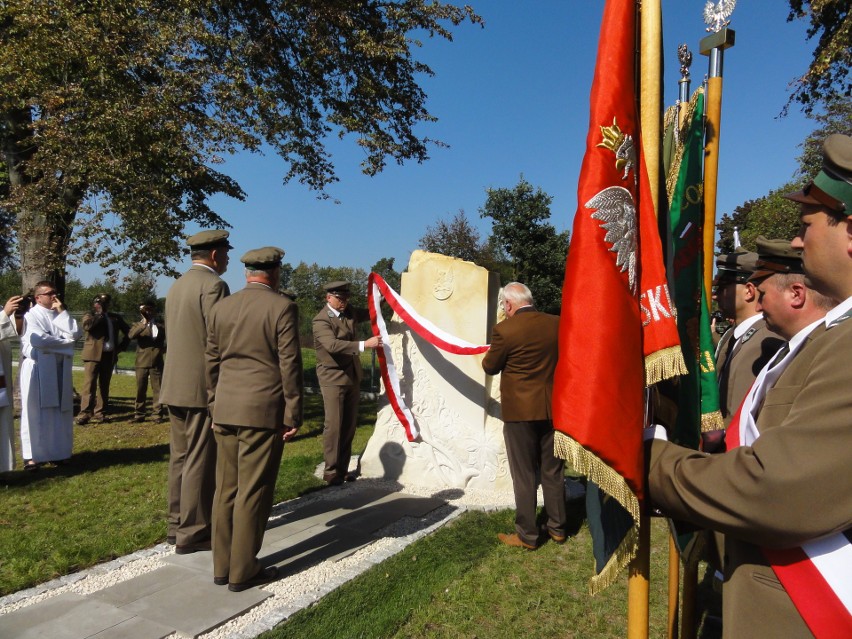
left=789, top=282, right=807, bottom=309
left=743, top=281, right=757, bottom=303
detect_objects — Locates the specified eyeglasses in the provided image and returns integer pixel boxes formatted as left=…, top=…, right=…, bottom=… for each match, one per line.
left=36, top=290, right=57, bottom=297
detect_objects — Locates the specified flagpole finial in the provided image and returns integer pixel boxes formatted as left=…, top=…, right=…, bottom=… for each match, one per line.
left=703, top=0, right=736, bottom=33
left=678, top=44, right=693, bottom=83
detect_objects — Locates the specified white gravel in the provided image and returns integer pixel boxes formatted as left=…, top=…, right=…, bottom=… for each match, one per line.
left=0, top=477, right=516, bottom=638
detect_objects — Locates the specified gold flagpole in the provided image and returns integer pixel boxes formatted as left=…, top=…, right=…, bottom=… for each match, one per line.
left=699, top=14, right=736, bottom=305
left=632, top=0, right=661, bottom=635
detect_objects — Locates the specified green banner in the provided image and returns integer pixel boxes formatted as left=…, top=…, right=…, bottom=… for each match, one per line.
left=667, top=88, right=722, bottom=449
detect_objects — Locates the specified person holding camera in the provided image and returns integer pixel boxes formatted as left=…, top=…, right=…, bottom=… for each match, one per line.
left=20, top=281, right=82, bottom=469
left=1, top=295, right=26, bottom=472
left=129, top=300, right=166, bottom=423
left=76, top=293, right=130, bottom=425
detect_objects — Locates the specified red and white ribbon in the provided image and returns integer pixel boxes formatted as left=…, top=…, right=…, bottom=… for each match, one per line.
left=367, top=273, right=490, bottom=441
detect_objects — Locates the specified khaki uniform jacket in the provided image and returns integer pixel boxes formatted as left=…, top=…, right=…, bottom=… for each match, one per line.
left=80, top=311, right=130, bottom=361
left=313, top=305, right=369, bottom=387
left=160, top=265, right=230, bottom=408
left=648, top=317, right=852, bottom=638
left=716, top=318, right=784, bottom=426
left=206, top=283, right=303, bottom=429
left=129, top=319, right=165, bottom=368
left=481, top=307, right=559, bottom=422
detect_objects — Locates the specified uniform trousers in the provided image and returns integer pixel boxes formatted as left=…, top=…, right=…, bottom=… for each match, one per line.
left=167, top=406, right=217, bottom=545
left=134, top=365, right=163, bottom=418
left=503, top=420, right=567, bottom=546
left=320, top=383, right=360, bottom=480
left=78, top=352, right=118, bottom=419
left=212, top=424, right=283, bottom=583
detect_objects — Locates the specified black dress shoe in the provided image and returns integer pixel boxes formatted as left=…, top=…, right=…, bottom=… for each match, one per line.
left=325, top=475, right=344, bottom=486
left=213, top=575, right=228, bottom=586
left=175, top=539, right=211, bottom=555
left=228, top=566, right=279, bottom=592
left=344, top=472, right=358, bottom=482
left=166, top=536, right=176, bottom=545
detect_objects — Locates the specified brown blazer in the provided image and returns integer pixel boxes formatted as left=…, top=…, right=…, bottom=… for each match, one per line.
left=481, top=307, right=559, bottom=422
left=206, top=283, right=303, bottom=429
left=312, top=305, right=369, bottom=387
left=716, top=318, right=784, bottom=426
left=129, top=319, right=165, bottom=368
left=80, top=311, right=130, bottom=361
left=648, top=317, right=852, bottom=638
left=160, top=265, right=230, bottom=408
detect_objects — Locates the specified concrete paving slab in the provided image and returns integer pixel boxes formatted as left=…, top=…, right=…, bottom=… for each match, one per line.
left=0, top=593, right=135, bottom=639
left=88, top=615, right=175, bottom=639
left=90, top=565, right=193, bottom=607
left=262, top=521, right=376, bottom=569
left=160, top=548, right=214, bottom=575
left=119, top=572, right=269, bottom=638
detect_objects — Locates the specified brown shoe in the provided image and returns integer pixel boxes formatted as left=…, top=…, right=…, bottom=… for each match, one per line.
left=497, top=532, right=537, bottom=550
left=175, top=539, right=212, bottom=555
left=548, top=531, right=567, bottom=544
left=75, top=415, right=90, bottom=425
left=228, top=566, right=279, bottom=592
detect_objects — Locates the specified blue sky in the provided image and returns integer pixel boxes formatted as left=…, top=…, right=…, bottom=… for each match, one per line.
left=74, top=1, right=816, bottom=296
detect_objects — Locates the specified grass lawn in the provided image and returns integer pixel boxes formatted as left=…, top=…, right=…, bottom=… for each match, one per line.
left=0, top=365, right=721, bottom=638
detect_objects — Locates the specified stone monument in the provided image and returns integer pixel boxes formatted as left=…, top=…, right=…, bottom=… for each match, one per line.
left=359, top=250, right=513, bottom=492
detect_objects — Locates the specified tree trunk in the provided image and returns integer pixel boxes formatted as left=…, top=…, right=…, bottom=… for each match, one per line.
left=3, top=107, right=79, bottom=298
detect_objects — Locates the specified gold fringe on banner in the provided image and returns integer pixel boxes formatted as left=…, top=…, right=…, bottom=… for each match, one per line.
left=644, top=345, right=688, bottom=386
left=701, top=409, right=725, bottom=433
left=554, top=431, right=640, bottom=594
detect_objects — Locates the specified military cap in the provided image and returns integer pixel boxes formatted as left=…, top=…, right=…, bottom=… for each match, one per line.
left=240, top=246, right=285, bottom=270
left=714, top=249, right=759, bottom=284
left=280, top=289, right=297, bottom=301
left=785, top=133, right=852, bottom=215
left=186, top=229, right=233, bottom=250
left=93, top=293, right=112, bottom=305
left=323, top=281, right=352, bottom=294
left=139, top=299, right=158, bottom=309
left=749, top=236, right=804, bottom=282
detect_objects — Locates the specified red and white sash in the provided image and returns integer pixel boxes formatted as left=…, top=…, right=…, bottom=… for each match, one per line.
left=726, top=318, right=852, bottom=638
left=366, top=273, right=490, bottom=441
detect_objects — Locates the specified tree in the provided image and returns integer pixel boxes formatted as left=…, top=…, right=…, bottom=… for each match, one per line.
left=419, top=209, right=488, bottom=263
left=795, top=97, right=852, bottom=180
left=480, top=177, right=570, bottom=314
left=716, top=182, right=802, bottom=253
left=370, top=256, right=401, bottom=324
left=418, top=209, right=513, bottom=280
left=1, top=1, right=482, bottom=295
left=786, top=1, right=851, bottom=114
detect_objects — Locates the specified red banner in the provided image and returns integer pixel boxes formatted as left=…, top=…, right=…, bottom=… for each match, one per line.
left=551, top=0, right=684, bottom=592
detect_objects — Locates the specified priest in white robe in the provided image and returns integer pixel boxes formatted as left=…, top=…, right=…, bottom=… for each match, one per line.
left=0, top=295, right=24, bottom=472
left=20, top=282, right=81, bottom=467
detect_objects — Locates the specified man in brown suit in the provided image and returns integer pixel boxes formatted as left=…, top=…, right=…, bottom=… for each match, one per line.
left=206, top=246, right=303, bottom=592
left=76, top=294, right=130, bottom=424
left=128, top=300, right=166, bottom=423
left=713, top=250, right=784, bottom=426
left=313, top=281, right=380, bottom=486
left=646, top=134, right=852, bottom=637
left=482, top=282, right=566, bottom=550
left=160, top=229, right=231, bottom=553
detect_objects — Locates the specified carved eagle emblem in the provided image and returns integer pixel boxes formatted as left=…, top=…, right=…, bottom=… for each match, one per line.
left=587, top=186, right=638, bottom=293
left=703, top=0, right=736, bottom=33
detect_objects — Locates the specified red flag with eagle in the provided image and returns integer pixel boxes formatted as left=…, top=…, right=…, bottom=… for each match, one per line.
left=552, top=0, right=685, bottom=592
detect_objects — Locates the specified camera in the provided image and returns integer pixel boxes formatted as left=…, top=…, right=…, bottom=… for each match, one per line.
left=15, top=294, right=35, bottom=318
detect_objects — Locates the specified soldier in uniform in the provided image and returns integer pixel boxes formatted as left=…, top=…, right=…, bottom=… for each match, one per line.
left=713, top=250, right=784, bottom=427
left=76, top=294, right=130, bottom=424
left=160, top=229, right=231, bottom=553
left=128, top=300, right=166, bottom=423
left=206, top=247, right=303, bottom=592
left=646, top=134, right=852, bottom=637
left=312, top=281, right=380, bottom=485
